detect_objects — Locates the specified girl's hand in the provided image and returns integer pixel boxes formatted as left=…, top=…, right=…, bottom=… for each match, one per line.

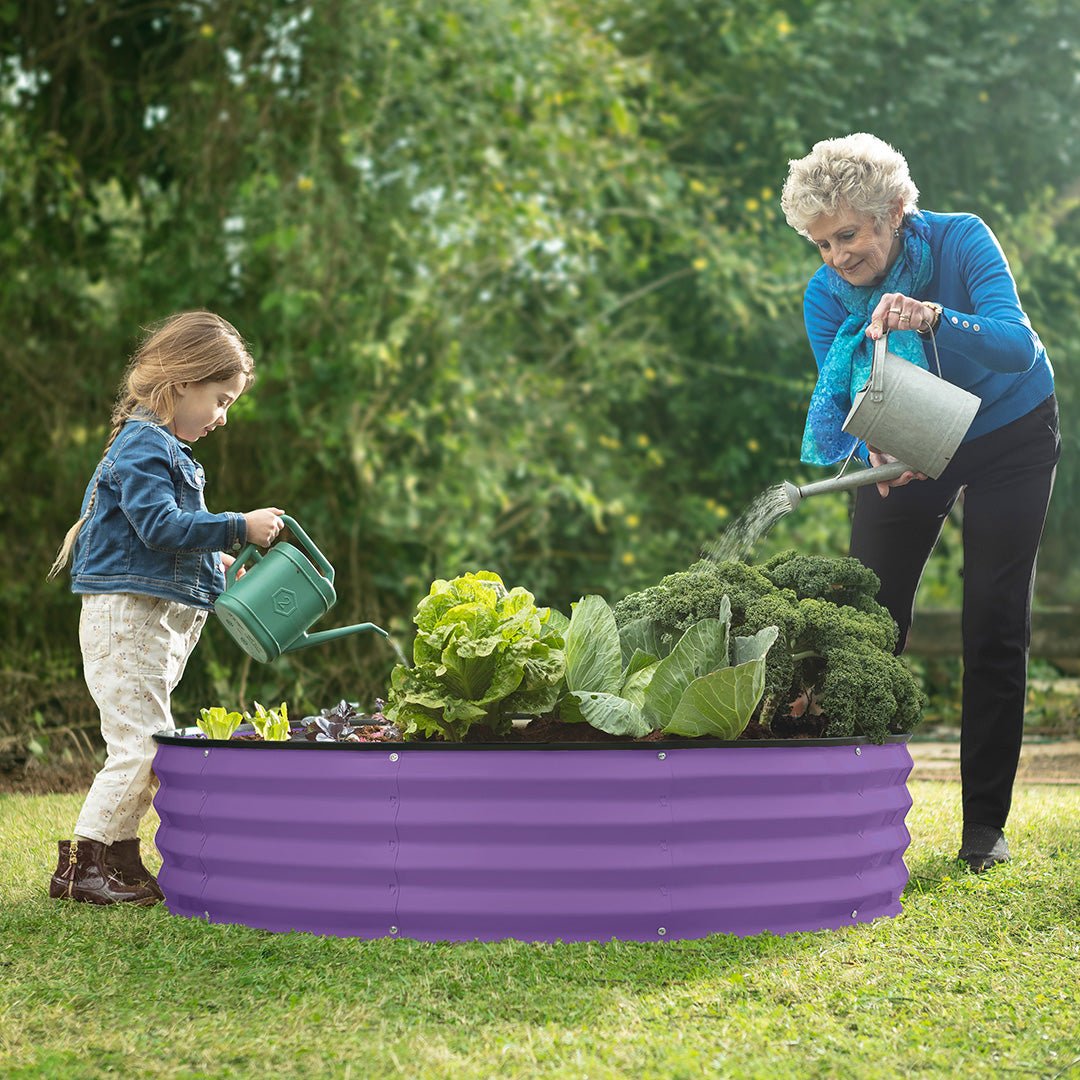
left=866, top=293, right=938, bottom=338
left=868, top=448, right=926, bottom=498
left=243, top=507, right=285, bottom=547
left=220, top=552, right=246, bottom=580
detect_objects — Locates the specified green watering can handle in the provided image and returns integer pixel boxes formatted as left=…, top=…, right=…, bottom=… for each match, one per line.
left=224, top=515, right=334, bottom=588
left=225, top=543, right=263, bottom=587
left=276, top=515, right=335, bottom=584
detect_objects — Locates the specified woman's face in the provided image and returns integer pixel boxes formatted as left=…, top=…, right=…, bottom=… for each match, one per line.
left=807, top=203, right=903, bottom=287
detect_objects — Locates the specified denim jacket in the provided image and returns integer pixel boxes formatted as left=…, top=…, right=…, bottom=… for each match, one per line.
left=70, top=419, right=247, bottom=609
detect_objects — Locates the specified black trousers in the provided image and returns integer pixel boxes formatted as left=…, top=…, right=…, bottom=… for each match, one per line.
left=850, top=394, right=1060, bottom=830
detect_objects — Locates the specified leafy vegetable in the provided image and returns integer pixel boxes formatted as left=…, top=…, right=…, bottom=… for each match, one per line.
left=386, top=571, right=566, bottom=741
left=196, top=707, right=244, bottom=741
left=300, top=699, right=400, bottom=742
left=558, top=593, right=776, bottom=740
left=246, top=701, right=290, bottom=741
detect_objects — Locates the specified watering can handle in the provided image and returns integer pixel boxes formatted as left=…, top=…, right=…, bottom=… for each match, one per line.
left=276, top=515, right=335, bottom=584
left=869, top=333, right=888, bottom=403
left=224, top=516, right=335, bottom=588
left=225, top=544, right=263, bottom=587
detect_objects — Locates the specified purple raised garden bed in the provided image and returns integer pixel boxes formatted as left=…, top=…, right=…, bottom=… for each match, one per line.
left=151, top=732, right=913, bottom=942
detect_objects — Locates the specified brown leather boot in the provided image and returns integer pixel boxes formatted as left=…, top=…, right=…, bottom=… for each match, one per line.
left=105, top=838, right=165, bottom=901
left=48, top=839, right=160, bottom=905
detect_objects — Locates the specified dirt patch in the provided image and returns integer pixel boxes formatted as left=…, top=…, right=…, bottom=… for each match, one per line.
left=908, top=739, right=1080, bottom=784
left=0, top=759, right=99, bottom=797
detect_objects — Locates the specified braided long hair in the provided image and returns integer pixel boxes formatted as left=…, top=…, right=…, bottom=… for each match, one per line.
left=47, top=311, right=255, bottom=580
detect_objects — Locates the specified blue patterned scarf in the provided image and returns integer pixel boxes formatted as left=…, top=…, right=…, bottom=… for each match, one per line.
left=800, top=212, right=934, bottom=465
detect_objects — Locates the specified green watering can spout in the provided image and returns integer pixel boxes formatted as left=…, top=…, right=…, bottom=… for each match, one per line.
left=214, top=515, right=389, bottom=663
left=287, top=622, right=390, bottom=654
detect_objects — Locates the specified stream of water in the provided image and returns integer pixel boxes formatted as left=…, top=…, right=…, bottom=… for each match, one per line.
left=700, top=484, right=795, bottom=565
left=385, top=634, right=411, bottom=669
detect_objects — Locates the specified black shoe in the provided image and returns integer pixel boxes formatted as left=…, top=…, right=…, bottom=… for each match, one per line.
left=958, top=823, right=1010, bottom=873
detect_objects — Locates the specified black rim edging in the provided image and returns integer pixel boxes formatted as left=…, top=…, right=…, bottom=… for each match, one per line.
left=153, top=729, right=911, bottom=751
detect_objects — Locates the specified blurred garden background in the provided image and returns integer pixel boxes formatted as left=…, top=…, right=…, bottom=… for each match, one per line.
left=2, top=0, right=1078, bottom=770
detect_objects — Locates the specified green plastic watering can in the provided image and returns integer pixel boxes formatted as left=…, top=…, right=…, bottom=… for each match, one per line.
left=215, top=515, right=388, bottom=663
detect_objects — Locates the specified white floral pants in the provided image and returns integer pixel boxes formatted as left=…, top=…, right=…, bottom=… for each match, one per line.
left=75, top=593, right=207, bottom=844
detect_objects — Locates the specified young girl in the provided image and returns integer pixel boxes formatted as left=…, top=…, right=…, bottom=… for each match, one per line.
left=47, top=311, right=285, bottom=905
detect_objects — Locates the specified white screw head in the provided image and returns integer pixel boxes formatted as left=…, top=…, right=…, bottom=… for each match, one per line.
left=203, top=749, right=209, bottom=757
left=657, top=752, right=666, bottom=761
left=389, top=752, right=399, bottom=762
left=657, top=927, right=667, bottom=936
left=389, top=925, right=399, bottom=935
left=851, top=910, right=858, bottom=919
left=855, top=746, right=862, bottom=756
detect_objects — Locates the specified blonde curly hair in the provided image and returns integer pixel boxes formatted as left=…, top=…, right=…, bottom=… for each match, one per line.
left=780, top=133, right=920, bottom=238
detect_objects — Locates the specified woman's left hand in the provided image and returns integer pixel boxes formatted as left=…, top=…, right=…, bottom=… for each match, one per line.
left=867, top=293, right=936, bottom=338
left=868, top=447, right=927, bottom=497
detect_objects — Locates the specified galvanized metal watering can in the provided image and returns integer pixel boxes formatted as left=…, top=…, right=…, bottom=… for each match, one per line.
left=782, top=332, right=981, bottom=511
left=215, top=515, right=388, bottom=663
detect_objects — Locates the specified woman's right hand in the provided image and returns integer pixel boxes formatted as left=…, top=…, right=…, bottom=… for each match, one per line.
left=868, top=449, right=925, bottom=498
left=243, top=507, right=285, bottom=546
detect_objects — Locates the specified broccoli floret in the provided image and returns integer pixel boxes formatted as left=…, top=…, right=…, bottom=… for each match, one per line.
left=817, top=644, right=927, bottom=741
left=791, top=598, right=922, bottom=741
left=796, top=597, right=898, bottom=658
left=613, top=558, right=778, bottom=641
left=761, top=552, right=890, bottom=618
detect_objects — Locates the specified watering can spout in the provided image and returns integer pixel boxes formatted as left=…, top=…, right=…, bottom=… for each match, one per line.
left=284, top=622, right=389, bottom=655
left=783, top=461, right=911, bottom=512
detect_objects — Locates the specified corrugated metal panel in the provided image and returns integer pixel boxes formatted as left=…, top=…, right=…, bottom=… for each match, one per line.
left=153, top=740, right=912, bottom=942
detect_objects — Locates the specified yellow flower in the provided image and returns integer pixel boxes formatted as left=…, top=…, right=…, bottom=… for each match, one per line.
left=599, top=434, right=621, bottom=450
left=777, top=18, right=792, bottom=36
left=689, top=179, right=707, bottom=195
left=643, top=366, right=657, bottom=381
left=692, top=257, right=708, bottom=272
left=635, top=434, right=650, bottom=448
left=199, top=23, right=215, bottom=38
left=297, top=176, right=315, bottom=192
left=978, top=91, right=990, bottom=103
left=620, top=552, right=636, bottom=566
left=745, top=198, right=760, bottom=213
left=760, top=186, right=774, bottom=200
left=625, top=514, right=641, bottom=529
left=714, top=504, right=730, bottom=520
left=746, top=438, right=760, bottom=452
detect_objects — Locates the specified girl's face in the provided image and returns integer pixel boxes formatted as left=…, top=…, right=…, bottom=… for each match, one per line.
left=807, top=202, right=903, bottom=287
left=170, top=372, right=246, bottom=442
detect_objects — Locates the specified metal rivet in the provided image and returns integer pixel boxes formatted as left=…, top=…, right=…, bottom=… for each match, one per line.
left=951, top=316, right=959, bottom=324
left=204, top=911, right=210, bottom=920
left=973, top=324, right=980, bottom=332
left=851, top=910, right=858, bottom=919
left=657, top=752, right=666, bottom=761
left=389, top=752, right=399, bottom=762
left=389, top=925, right=399, bottom=935
left=203, top=749, right=209, bottom=757
left=657, top=927, right=667, bottom=936
left=854, top=746, right=862, bottom=756
left=962, top=320, right=970, bottom=328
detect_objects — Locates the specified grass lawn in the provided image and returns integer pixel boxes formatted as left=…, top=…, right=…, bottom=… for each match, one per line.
left=1, top=781, right=1077, bottom=1079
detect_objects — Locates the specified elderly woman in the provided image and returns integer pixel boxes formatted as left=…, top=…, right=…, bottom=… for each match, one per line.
left=781, top=133, right=1059, bottom=872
